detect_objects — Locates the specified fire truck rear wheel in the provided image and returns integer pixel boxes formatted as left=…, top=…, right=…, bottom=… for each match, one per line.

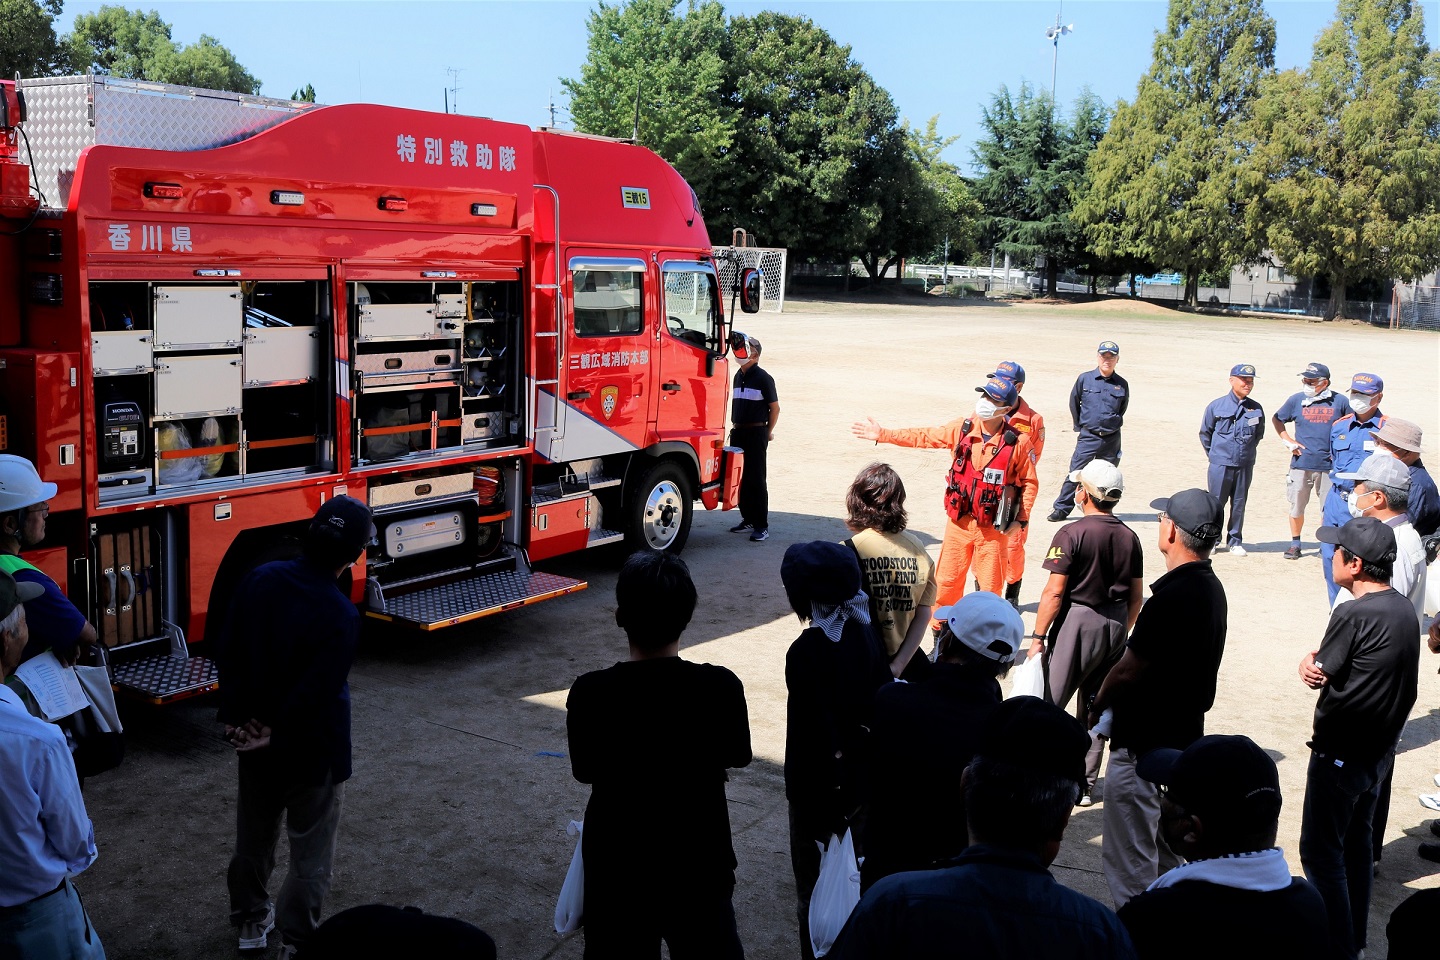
left=626, top=461, right=692, bottom=553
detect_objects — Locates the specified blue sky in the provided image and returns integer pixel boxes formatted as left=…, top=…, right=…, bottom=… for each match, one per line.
left=56, top=1, right=1440, bottom=168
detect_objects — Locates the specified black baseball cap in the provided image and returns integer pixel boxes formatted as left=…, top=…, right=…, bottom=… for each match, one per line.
left=1150, top=488, right=1222, bottom=542
left=1299, top=362, right=1330, bottom=380
left=0, top=569, right=45, bottom=623
left=1316, top=515, right=1397, bottom=565
left=977, top=696, right=1090, bottom=788
left=309, top=495, right=376, bottom=552
left=1138, top=734, right=1282, bottom=827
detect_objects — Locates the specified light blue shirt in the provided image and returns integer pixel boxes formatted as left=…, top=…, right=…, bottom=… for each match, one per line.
left=0, top=684, right=97, bottom=906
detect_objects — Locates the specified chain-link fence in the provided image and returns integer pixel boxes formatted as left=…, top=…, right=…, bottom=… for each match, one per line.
left=1120, top=281, right=1421, bottom=327
left=714, top=246, right=788, bottom=313
left=1393, top=284, right=1440, bottom=331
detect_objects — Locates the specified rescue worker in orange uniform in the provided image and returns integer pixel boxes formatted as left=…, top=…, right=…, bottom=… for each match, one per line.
left=989, top=361, right=1045, bottom=609
left=852, top=378, right=1040, bottom=619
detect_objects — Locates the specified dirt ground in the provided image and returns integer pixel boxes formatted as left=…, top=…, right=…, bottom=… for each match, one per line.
left=82, top=295, right=1440, bottom=959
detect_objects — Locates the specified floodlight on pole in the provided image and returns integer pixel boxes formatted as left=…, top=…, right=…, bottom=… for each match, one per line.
left=1046, top=16, right=1075, bottom=103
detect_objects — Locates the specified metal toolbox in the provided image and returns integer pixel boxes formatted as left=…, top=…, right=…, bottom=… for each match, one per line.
left=92, top=330, right=153, bottom=374
left=382, top=510, right=466, bottom=557
left=357, top=303, right=441, bottom=341
left=16, top=76, right=312, bottom=209
left=462, top=411, right=508, bottom=443
left=243, top=326, right=318, bottom=385
left=154, top=354, right=241, bottom=418
left=368, top=470, right=476, bottom=510
left=355, top=347, right=461, bottom=379
left=154, top=286, right=244, bottom=350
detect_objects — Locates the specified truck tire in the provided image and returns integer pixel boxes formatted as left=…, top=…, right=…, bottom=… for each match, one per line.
left=625, top=461, right=692, bottom=553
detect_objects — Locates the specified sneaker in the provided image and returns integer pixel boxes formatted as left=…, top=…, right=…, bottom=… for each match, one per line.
left=1419, top=842, right=1440, bottom=864
left=729, top=520, right=753, bottom=533
left=749, top=528, right=770, bottom=542
left=1229, top=544, right=1247, bottom=556
left=1283, top=544, right=1302, bottom=560
left=1430, top=820, right=1440, bottom=839
left=1047, top=509, right=1071, bottom=522
left=237, top=904, right=275, bottom=951
left=1419, top=792, right=1440, bottom=811
left=1077, top=794, right=1093, bottom=807
left=278, top=944, right=298, bottom=960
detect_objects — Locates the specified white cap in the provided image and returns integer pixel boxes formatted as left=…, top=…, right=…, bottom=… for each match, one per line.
left=0, top=455, right=57, bottom=514
left=1067, top=459, right=1124, bottom=503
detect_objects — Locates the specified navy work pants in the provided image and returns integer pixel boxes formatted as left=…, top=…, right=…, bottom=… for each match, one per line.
left=1206, top=461, right=1254, bottom=547
left=1053, top=432, right=1121, bottom=514
left=731, top=426, right=769, bottom=531
left=1300, top=748, right=1390, bottom=960
left=1319, top=485, right=1351, bottom=603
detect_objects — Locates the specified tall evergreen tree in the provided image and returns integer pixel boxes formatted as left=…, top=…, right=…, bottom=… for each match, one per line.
left=1242, top=0, right=1440, bottom=319
left=1074, top=0, right=1275, bottom=305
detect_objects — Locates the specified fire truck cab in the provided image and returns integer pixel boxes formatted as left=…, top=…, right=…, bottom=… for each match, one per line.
left=0, top=76, right=754, bottom=703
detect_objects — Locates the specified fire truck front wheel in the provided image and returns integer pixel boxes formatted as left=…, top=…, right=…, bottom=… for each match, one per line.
left=626, top=461, right=693, bottom=553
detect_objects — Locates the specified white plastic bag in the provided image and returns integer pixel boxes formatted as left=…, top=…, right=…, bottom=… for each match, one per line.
left=553, top=819, right=584, bottom=934
left=1007, top=652, right=1045, bottom=700
left=808, top=827, right=861, bottom=958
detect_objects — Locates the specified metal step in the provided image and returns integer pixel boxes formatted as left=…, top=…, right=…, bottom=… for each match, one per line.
left=112, top=654, right=219, bottom=704
left=366, top=568, right=586, bottom=630
left=588, top=526, right=625, bottom=548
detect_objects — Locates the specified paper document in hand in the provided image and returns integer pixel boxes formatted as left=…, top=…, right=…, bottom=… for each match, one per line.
left=13, top=651, right=92, bottom=721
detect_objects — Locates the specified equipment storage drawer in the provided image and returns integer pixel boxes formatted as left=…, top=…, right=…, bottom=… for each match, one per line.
left=92, top=331, right=153, bottom=374
left=531, top=495, right=590, bottom=561
left=244, top=326, right=318, bottom=385
left=355, top=346, right=461, bottom=379
left=357, top=303, right=439, bottom=341
left=462, top=411, right=507, bottom=443
left=154, top=285, right=244, bottom=350
left=369, top=470, right=476, bottom=510
left=381, top=509, right=466, bottom=557
left=95, top=521, right=160, bottom=648
left=155, top=354, right=242, bottom=417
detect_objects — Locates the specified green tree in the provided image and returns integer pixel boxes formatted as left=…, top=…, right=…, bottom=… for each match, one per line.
left=971, top=85, right=1105, bottom=295
left=291, top=83, right=317, bottom=103
left=1, top=0, right=71, bottom=77
left=562, top=0, right=732, bottom=201
left=1074, top=0, right=1276, bottom=305
left=65, top=5, right=259, bottom=94
left=1242, top=0, right=1440, bottom=319
left=909, top=116, right=984, bottom=267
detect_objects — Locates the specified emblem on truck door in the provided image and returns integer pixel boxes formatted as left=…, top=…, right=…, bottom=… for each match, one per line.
left=601, top=385, right=619, bottom=421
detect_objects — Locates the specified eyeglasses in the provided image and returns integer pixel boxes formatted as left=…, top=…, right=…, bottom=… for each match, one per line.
left=1156, top=512, right=1169, bottom=523
left=23, top=504, right=48, bottom=517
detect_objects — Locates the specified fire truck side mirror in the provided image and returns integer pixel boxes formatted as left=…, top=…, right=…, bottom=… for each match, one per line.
left=727, top=330, right=750, bottom=360
left=739, top=268, right=762, bottom=314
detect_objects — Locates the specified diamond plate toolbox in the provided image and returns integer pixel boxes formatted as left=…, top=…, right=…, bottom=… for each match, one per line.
left=17, top=76, right=313, bottom=209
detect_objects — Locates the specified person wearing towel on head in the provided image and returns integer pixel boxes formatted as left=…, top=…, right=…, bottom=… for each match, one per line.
left=781, top=541, right=890, bottom=960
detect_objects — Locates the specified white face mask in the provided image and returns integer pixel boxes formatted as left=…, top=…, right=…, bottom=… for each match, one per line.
left=1350, top=394, right=1372, bottom=417
left=975, top=398, right=999, bottom=420
left=1347, top=490, right=1368, bottom=518
left=1302, top=384, right=1318, bottom=399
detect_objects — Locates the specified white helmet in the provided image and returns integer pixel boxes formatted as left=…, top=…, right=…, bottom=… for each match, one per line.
left=0, top=455, right=57, bottom=514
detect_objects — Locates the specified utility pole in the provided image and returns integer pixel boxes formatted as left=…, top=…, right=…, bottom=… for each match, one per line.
left=548, top=89, right=557, bottom=128
left=446, top=67, right=463, bottom=114
left=1045, top=14, right=1074, bottom=105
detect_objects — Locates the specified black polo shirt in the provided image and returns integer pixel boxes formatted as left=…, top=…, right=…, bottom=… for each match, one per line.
left=1110, top=560, right=1227, bottom=755
left=731, top=363, right=777, bottom=426
left=1042, top=513, right=1143, bottom=610
left=1310, top=587, right=1419, bottom=763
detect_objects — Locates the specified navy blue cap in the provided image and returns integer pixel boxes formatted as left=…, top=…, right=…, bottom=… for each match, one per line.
left=976, top=378, right=1018, bottom=407
left=310, top=495, right=375, bottom=552
left=987, top=360, right=1026, bottom=384
left=979, top=697, right=1090, bottom=787
left=1230, top=363, right=1257, bottom=378
left=1350, top=372, right=1383, bottom=394
left=1097, top=341, right=1119, bottom=355
left=781, top=540, right=861, bottom=606
left=1299, top=362, right=1330, bottom=380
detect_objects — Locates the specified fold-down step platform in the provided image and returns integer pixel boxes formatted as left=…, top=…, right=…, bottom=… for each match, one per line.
left=112, top=654, right=219, bottom=704
left=366, top=568, right=586, bottom=630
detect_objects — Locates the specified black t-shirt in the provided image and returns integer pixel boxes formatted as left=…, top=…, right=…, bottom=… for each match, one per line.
left=1118, top=878, right=1338, bottom=960
left=1110, top=560, right=1227, bottom=754
left=731, top=363, right=777, bottom=425
left=566, top=657, right=751, bottom=892
left=862, top=663, right=1003, bottom=891
left=1042, top=513, right=1144, bottom=610
left=1311, top=587, right=1420, bottom=762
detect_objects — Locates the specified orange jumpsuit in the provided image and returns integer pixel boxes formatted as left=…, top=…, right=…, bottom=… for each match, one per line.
left=876, top=417, right=1039, bottom=609
left=1005, top=397, right=1046, bottom=586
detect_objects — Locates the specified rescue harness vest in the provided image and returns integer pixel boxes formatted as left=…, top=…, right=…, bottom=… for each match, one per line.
left=945, top=420, right=1018, bottom=527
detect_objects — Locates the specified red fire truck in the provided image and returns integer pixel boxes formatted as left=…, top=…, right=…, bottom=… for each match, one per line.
left=0, top=76, right=756, bottom=703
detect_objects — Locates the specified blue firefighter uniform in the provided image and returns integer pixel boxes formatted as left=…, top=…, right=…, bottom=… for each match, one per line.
left=1052, top=362, right=1129, bottom=516
left=1320, top=376, right=1387, bottom=601
left=1200, top=367, right=1264, bottom=548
